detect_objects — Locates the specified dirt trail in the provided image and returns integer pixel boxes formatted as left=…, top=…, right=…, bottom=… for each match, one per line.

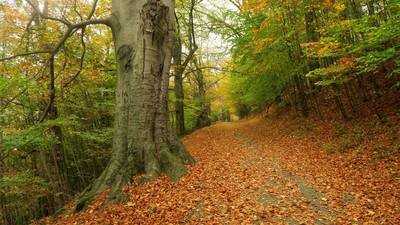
left=233, top=128, right=333, bottom=224
left=45, top=117, right=400, bottom=224
left=181, top=120, right=336, bottom=224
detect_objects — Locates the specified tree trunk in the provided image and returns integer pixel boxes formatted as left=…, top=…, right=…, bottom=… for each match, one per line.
left=174, top=70, right=185, bottom=136
left=173, top=0, right=197, bottom=136
left=343, top=82, right=357, bottom=115
left=77, top=0, right=194, bottom=210
left=48, top=106, right=70, bottom=208
left=193, top=59, right=211, bottom=129
left=332, top=84, right=349, bottom=120
left=304, top=10, right=319, bottom=42
left=310, top=81, right=323, bottom=120
left=294, top=74, right=309, bottom=117
left=173, top=38, right=185, bottom=137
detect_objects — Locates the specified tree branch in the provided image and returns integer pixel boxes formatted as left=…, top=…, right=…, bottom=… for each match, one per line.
left=181, top=0, right=198, bottom=69
left=73, top=0, right=84, bottom=21
left=172, top=0, right=198, bottom=77
left=0, top=18, right=112, bottom=63
left=1, top=0, right=113, bottom=125
left=196, top=9, right=242, bottom=38
left=25, top=0, right=71, bottom=26
left=87, top=0, right=99, bottom=20
left=0, top=50, right=51, bottom=62
left=228, top=0, right=241, bottom=11
left=39, top=55, right=55, bottom=122
left=63, top=28, right=87, bottom=87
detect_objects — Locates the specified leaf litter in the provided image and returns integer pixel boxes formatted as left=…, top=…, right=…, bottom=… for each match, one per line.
left=37, top=114, right=400, bottom=224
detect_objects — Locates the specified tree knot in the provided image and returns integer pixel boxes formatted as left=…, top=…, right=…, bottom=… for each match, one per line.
left=117, top=45, right=135, bottom=73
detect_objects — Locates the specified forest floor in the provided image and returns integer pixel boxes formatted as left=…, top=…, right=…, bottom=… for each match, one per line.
left=40, top=113, right=400, bottom=224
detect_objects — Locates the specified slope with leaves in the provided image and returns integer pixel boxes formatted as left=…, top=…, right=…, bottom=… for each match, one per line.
left=227, top=0, right=400, bottom=117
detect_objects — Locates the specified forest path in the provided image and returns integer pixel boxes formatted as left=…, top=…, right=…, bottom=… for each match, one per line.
left=46, top=117, right=400, bottom=224
left=180, top=119, right=335, bottom=224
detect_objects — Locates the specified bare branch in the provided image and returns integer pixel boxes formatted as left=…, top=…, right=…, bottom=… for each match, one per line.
left=188, top=0, right=197, bottom=51
left=63, top=28, right=87, bottom=87
left=51, top=18, right=111, bottom=55
left=87, top=0, right=99, bottom=20
left=0, top=50, right=51, bottom=62
left=173, top=0, right=198, bottom=76
left=73, top=0, right=84, bottom=21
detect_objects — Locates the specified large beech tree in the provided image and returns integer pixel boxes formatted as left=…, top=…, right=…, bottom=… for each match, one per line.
left=83, top=0, right=195, bottom=206
left=1, top=0, right=195, bottom=208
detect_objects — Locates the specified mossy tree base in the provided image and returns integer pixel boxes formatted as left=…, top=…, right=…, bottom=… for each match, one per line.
left=75, top=139, right=194, bottom=212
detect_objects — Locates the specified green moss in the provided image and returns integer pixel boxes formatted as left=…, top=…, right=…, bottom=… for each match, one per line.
left=159, top=148, right=187, bottom=182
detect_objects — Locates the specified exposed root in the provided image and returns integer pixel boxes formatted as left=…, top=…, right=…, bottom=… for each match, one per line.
left=141, top=145, right=161, bottom=184
left=159, top=145, right=187, bottom=181
left=170, top=134, right=196, bottom=165
left=75, top=140, right=195, bottom=212
left=75, top=160, right=132, bottom=212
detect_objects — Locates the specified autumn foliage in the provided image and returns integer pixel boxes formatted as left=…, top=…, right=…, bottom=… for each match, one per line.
left=1, top=0, right=400, bottom=224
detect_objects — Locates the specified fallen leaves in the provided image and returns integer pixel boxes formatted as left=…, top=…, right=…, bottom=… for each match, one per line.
left=37, top=114, right=400, bottom=224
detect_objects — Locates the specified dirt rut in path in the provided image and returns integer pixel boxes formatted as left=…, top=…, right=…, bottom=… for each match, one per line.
left=233, top=128, right=334, bottom=224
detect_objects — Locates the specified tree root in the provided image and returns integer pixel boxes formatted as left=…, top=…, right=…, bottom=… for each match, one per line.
left=75, top=140, right=195, bottom=212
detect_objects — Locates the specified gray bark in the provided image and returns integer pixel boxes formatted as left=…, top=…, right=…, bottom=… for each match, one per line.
left=77, top=0, right=194, bottom=210
left=173, top=38, right=185, bottom=137
left=193, top=59, right=211, bottom=128
left=294, top=74, right=309, bottom=117
left=173, top=0, right=198, bottom=136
